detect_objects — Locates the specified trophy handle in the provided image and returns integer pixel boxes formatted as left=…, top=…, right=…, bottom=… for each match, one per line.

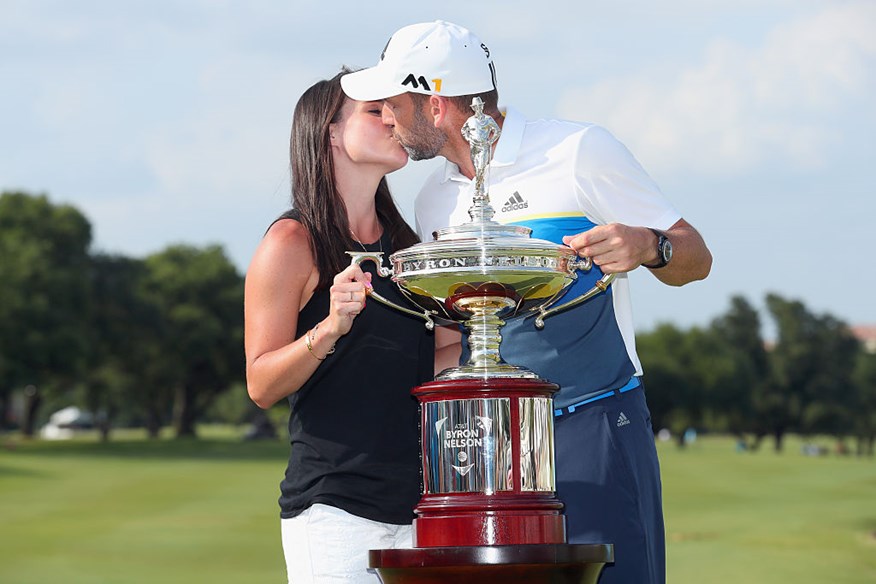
left=533, top=254, right=616, bottom=329
left=347, top=251, right=436, bottom=331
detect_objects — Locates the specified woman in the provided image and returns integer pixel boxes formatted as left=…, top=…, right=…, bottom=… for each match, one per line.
left=244, top=70, right=433, bottom=583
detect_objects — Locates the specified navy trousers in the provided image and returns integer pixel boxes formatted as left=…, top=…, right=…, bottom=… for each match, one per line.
left=555, top=385, right=666, bottom=584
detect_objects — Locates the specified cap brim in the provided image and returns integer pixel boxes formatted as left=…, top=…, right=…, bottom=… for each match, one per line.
left=341, top=67, right=406, bottom=102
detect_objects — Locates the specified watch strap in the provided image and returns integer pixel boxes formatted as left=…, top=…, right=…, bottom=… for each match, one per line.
left=642, top=227, right=670, bottom=269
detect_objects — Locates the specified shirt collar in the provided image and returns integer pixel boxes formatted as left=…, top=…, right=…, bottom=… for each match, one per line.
left=440, top=105, right=525, bottom=183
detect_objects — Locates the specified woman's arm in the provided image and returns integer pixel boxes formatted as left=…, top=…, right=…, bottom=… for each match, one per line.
left=434, top=325, right=462, bottom=377
left=244, top=220, right=369, bottom=408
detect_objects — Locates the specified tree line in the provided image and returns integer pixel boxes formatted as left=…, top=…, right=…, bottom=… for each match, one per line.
left=1, top=191, right=874, bottom=454
left=638, top=296, right=876, bottom=456
left=0, top=191, right=244, bottom=440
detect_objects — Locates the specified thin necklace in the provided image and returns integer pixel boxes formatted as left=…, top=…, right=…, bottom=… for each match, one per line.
left=350, top=224, right=384, bottom=253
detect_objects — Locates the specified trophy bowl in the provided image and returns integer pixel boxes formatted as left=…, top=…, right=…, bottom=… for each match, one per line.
left=350, top=219, right=613, bottom=380
left=393, top=227, right=579, bottom=321
left=391, top=221, right=603, bottom=380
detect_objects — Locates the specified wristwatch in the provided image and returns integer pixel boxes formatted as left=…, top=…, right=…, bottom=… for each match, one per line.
left=643, top=228, right=672, bottom=269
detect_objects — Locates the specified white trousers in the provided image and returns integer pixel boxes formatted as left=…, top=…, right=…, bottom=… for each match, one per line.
left=281, top=504, right=413, bottom=584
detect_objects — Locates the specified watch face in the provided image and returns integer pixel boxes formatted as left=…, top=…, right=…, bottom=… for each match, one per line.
left=662, top=238, right=673, bottom=263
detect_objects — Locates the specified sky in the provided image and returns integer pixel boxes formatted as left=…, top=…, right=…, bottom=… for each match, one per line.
left=2, top=0, right=874, bottom=336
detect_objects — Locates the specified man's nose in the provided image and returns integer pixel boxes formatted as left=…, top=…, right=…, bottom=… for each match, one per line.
left=381, top=102, right=395, bottom=126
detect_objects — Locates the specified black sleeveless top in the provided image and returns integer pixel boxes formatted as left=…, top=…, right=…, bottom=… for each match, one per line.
left=278, top=217, right=434, bottom=524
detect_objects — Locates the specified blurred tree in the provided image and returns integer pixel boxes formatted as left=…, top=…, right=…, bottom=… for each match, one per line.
left=0, top=191, right=92, bottom=436
left=684, top=326, right=738, bottom=438
left=83, top=254, right=167, bottom=440
left=764, top=294, right=858, bottom=451
left=637, top=323, right=696, bottom=439
left=709, top=296, right=768, bottom=445
left=639, top=321, right=739, bottom=447
left=851, top=349, right=876, bottom=456
left=798, top=315, right=858, bottom=447
left=141, top=244, right=244, bottom=437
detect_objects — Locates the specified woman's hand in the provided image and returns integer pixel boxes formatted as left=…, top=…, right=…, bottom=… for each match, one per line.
left=324, top=263, right=372, bottom=339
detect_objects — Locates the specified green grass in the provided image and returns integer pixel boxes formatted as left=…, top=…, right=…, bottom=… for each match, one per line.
left=659, top=436, right=876, bottom=584
left=1, top=431, right=874, bottom=583
left=0, top=428, right=289, bottom=584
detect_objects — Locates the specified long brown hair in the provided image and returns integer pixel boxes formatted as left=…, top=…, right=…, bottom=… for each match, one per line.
left=286, top=68, right=419, bottom=290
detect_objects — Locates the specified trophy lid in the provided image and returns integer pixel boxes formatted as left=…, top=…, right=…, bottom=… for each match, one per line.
left=433, top=221, right=531, bottom=241
left=392, top=219, right=573, bottom=262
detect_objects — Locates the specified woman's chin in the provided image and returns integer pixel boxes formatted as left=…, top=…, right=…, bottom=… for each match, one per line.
left=388, top=156, right=409, bottom=173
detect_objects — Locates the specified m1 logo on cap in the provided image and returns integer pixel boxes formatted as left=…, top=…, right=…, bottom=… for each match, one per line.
left=402, top=74, right=443, bottom=93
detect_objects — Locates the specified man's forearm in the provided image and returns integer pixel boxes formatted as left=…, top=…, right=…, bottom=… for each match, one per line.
left=649, top=219, right=712, bottom=286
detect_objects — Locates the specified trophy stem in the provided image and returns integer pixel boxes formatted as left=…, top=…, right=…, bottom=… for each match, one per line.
left=436, top=296, right=542, bottom=381
left=465, top=303, right=506, bottom=370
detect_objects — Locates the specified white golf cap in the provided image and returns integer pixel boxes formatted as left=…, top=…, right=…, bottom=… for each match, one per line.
left=341, top=21, right=497, bottom=101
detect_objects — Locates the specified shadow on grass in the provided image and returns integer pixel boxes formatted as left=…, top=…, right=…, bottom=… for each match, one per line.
left=1, top=436, right=288, bottom=461
left=0, top=464, right=49, bottom=478
left=856, top=517, right=876, bottom=539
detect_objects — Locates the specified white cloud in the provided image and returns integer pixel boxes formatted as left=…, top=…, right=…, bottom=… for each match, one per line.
left=142, top=57, right=311, bottom=199
left=556, top=2, right=876, bottom=176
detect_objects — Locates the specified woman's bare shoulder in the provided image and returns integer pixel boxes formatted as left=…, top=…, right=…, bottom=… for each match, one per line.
left=248, top=218, right=313, bottom=280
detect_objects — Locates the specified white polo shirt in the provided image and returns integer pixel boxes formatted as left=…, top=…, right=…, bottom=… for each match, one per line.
left=414, top=107, right=681, bottom=408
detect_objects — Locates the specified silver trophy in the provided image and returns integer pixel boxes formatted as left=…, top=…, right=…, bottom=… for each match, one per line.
left=349, top=97, right=616, bottom=548
left=358, top=98, right=614, bottom=584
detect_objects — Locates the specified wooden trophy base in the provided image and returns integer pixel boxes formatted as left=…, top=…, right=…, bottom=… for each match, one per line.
left=369, top=544, right=613, bottom=584
left=413, top=493, right=566, bottom=547
left=369, top=378, right=613, bottom=583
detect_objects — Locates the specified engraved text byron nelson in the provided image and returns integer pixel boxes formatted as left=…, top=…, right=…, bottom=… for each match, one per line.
left=399, top=254, right=560, bottom=273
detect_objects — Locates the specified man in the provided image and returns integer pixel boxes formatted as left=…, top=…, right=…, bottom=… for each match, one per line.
left=342, top=20, right=711, bottom=584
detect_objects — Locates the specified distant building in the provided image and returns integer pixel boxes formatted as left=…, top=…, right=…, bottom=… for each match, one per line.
left=851, top=324, right=876, bottom=353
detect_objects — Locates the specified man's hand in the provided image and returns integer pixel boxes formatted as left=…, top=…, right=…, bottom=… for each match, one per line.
left=562, top=223, right=656, bottom=274
left=562, top=218, right=712, bottom=286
